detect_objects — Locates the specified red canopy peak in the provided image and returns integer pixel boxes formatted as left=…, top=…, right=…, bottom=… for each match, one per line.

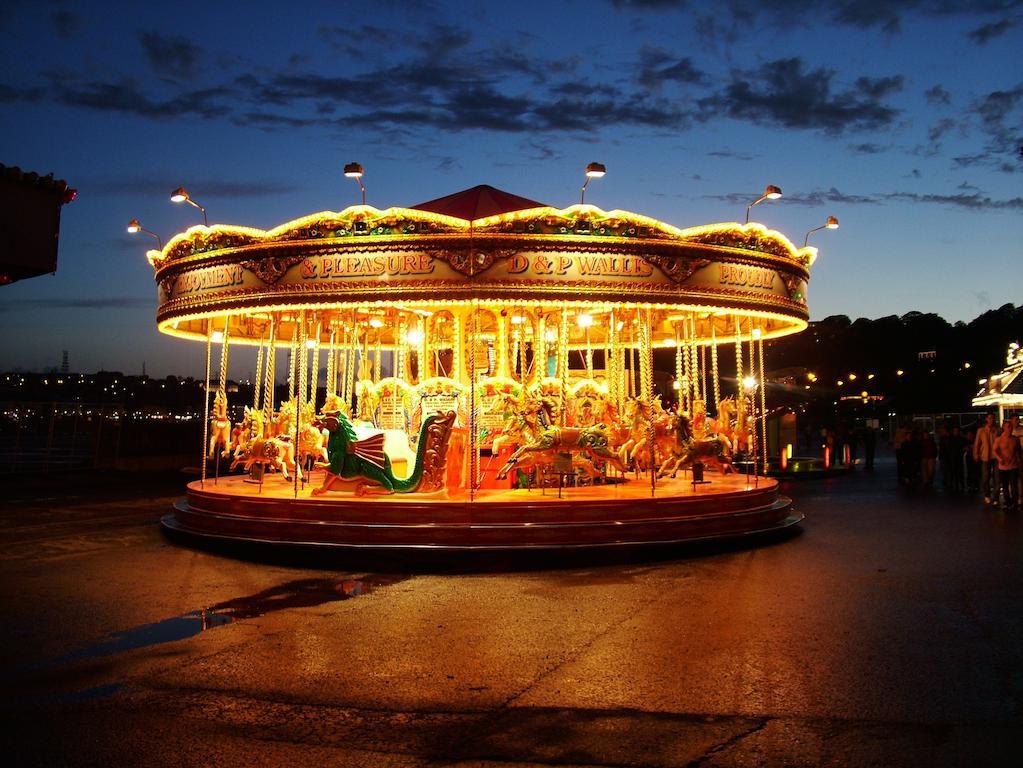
left=411, top=184, right=545, bottom=221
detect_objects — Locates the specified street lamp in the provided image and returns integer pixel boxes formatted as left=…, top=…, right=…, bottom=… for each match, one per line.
left=344, top=162, right=366, bottom=205
left=170, top=187, right=208, bottom=226
left=126, top=219, right=163, bottom=249
left=580, top=161, right=605, bottom=205
left=744, top=184, right=782, bottom=224
left=803, top=215, right=839, bottom=247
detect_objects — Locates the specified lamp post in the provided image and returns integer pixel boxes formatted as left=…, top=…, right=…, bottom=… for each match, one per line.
left=580, top=162, right=606, bottom=205
left=803, top=215, right=839, bottom=247
left=344, top=162, right=366, bottom=205
left=170, top=187, right=208, bottom=226
left=126, top=219, right=163, bottom=249
left=744, top=184, right=782, bottom=224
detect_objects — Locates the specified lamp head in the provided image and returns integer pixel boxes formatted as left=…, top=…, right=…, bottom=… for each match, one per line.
left=343, top=162, right=364, bottom=179
left=127, top=218, right=141, bottom=234
left=170, top=187, right=189, bottom=203
left=585, top=162, right=606, bottom=178
left=764, top=184, right=782, bottom=200
left=826, top=215, right=839, bottom=229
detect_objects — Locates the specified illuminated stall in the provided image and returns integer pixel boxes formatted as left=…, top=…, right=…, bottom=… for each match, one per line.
left=973, top=342, right=1023, bottom=422
left=151, top=184, right=819, bottom=548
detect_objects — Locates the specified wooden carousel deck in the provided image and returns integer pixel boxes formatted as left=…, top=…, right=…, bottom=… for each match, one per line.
left=163, top=471, right=800, bottom=550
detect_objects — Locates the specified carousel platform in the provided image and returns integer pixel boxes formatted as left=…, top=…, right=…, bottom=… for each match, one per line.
left=162, top=472, right=800, bottom=550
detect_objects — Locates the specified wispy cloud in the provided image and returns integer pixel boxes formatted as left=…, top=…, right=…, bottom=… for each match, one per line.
left=139, top=31, right=203, bottom=80
left=967, top=17, right=1016, bottom=44
left=707, top=186, right=1023, bottom=210
left=609, top=1, right=1023, bottom=36
left=0, top=297, right=151, bottom=313
left=88, top=176, right=298, bottom=198
left=697, top=58, right=903, bottom=133
left=924, top=84, right=951, bottom=106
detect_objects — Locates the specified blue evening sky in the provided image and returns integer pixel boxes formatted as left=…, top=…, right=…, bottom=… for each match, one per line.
left=1, top=0, right=1020, bottom=377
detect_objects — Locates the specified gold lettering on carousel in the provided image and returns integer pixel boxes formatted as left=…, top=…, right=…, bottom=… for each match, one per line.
left=507, top=254, right=529, bottom=274
left=304, top=253, right=435, bottom=279
left=718, top=264, right=775, bottom=289
left=176, top=265, right=244, bottom=294
left=577, top=255, right=653, bottom=277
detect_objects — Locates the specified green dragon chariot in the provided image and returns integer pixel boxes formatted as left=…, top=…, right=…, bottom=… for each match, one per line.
left=312, top=410, right=456, bottom=496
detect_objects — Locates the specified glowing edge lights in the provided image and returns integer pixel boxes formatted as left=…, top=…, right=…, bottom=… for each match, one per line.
left=157, top=299, right=808, bottom=348
left=146, top=205, right=815, bottom=268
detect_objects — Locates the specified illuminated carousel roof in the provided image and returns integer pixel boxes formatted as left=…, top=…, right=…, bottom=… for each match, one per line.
left=147, top=186, right=822, bottom=346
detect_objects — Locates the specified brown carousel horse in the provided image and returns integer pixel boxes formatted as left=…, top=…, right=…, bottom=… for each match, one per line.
left=495, top=395, right=625, bottom=480
left=617, top=397, right=675, bottom=471
left=657, top=412, right=734, bottom=478
left=230, top=407, right=300, bottom=480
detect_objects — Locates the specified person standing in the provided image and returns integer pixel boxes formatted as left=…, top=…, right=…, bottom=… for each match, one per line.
left=965, top=426, right=979, bottom=493
left=1011, top=414, right=1023, bottom=505
left=973, top=413, right=999, bottom=505
left=947, top=425, right=966, bottom=493
left=920, top=430, right=937, bottom=489
left=864, top=424, right=877, bottom=472
left=993, top=421, right=1020, bottom=510
left=894, top=424, right=909, bottom=484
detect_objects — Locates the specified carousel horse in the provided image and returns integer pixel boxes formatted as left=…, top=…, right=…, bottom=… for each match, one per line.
left=490, top=391, right=544, bottom=455
left=207, top=390, right=232, bottom=458
left=618, top=397, right=675, bottom=471
left=495, top=420, right=626, bottom=480
left=657, top=412, right=734, bottom=478
left=230, top=407, right=300, bottom=480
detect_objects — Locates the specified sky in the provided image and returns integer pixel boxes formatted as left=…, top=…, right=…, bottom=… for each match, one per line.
left=0, top=0, right=1020, bottom=378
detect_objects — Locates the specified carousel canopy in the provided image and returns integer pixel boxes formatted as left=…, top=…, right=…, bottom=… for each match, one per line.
left=412, top=184, right=544, bottom=221
left=147, top=185, right=819, bottom=348
left=973, top=342, right=1023, bottom=412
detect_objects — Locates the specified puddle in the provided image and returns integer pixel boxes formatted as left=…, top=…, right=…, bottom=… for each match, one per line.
left=8, top=575, right=408, bottom=677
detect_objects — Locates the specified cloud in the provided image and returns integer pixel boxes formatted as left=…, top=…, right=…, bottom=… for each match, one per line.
left=637, top=46, right=706, bottom=89
left=884, top=191, right=1023, bottom=209
left=848, top=142, right=889, bottom=154
left=708, top=148, right=755, bottom=160
left=928, top=117, right=958, bottom=142
left=954, top=83, right=1023, bottom=172
left=698, top=58, right=902, bottom=133
left=88, top=177, right=298, bottom=198
left=968, top=17, right=1015, bottom=43
left=50, top=77, right=232, bottom=119
left=51, top=10, right=82, bottom=39
left=957, top=180, right=981, bottom=191
left=609, top=1, right=1023, bottom=35
left=0, top=297, right=151, bottom=313
left=139, top=31, right=203, bottom=80
left=924, top=84, right=951, bottom=105
left=318, top=24, right=398, bottom=57
left=413, top=23, right=472, bottom=59
left=0, top=84, right=44, bottom=102
left=707, top=185, right=1023, bottom=211
left=707, top=186, right=879, bottom=206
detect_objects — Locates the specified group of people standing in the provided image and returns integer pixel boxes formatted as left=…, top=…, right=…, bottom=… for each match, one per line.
left=973, top=413, right=1022, bottom=510
left=894, top=413, right=1022, bottom=510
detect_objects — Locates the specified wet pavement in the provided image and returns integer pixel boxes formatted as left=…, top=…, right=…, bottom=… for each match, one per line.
left=1, top=458, right=1020, bottom=767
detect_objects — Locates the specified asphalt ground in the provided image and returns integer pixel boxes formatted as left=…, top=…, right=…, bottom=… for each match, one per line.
left=1, top=459, right=1020, bottom=767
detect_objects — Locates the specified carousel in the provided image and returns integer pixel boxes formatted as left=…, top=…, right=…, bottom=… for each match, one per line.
left=150, top=182, right=819, bottom=549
